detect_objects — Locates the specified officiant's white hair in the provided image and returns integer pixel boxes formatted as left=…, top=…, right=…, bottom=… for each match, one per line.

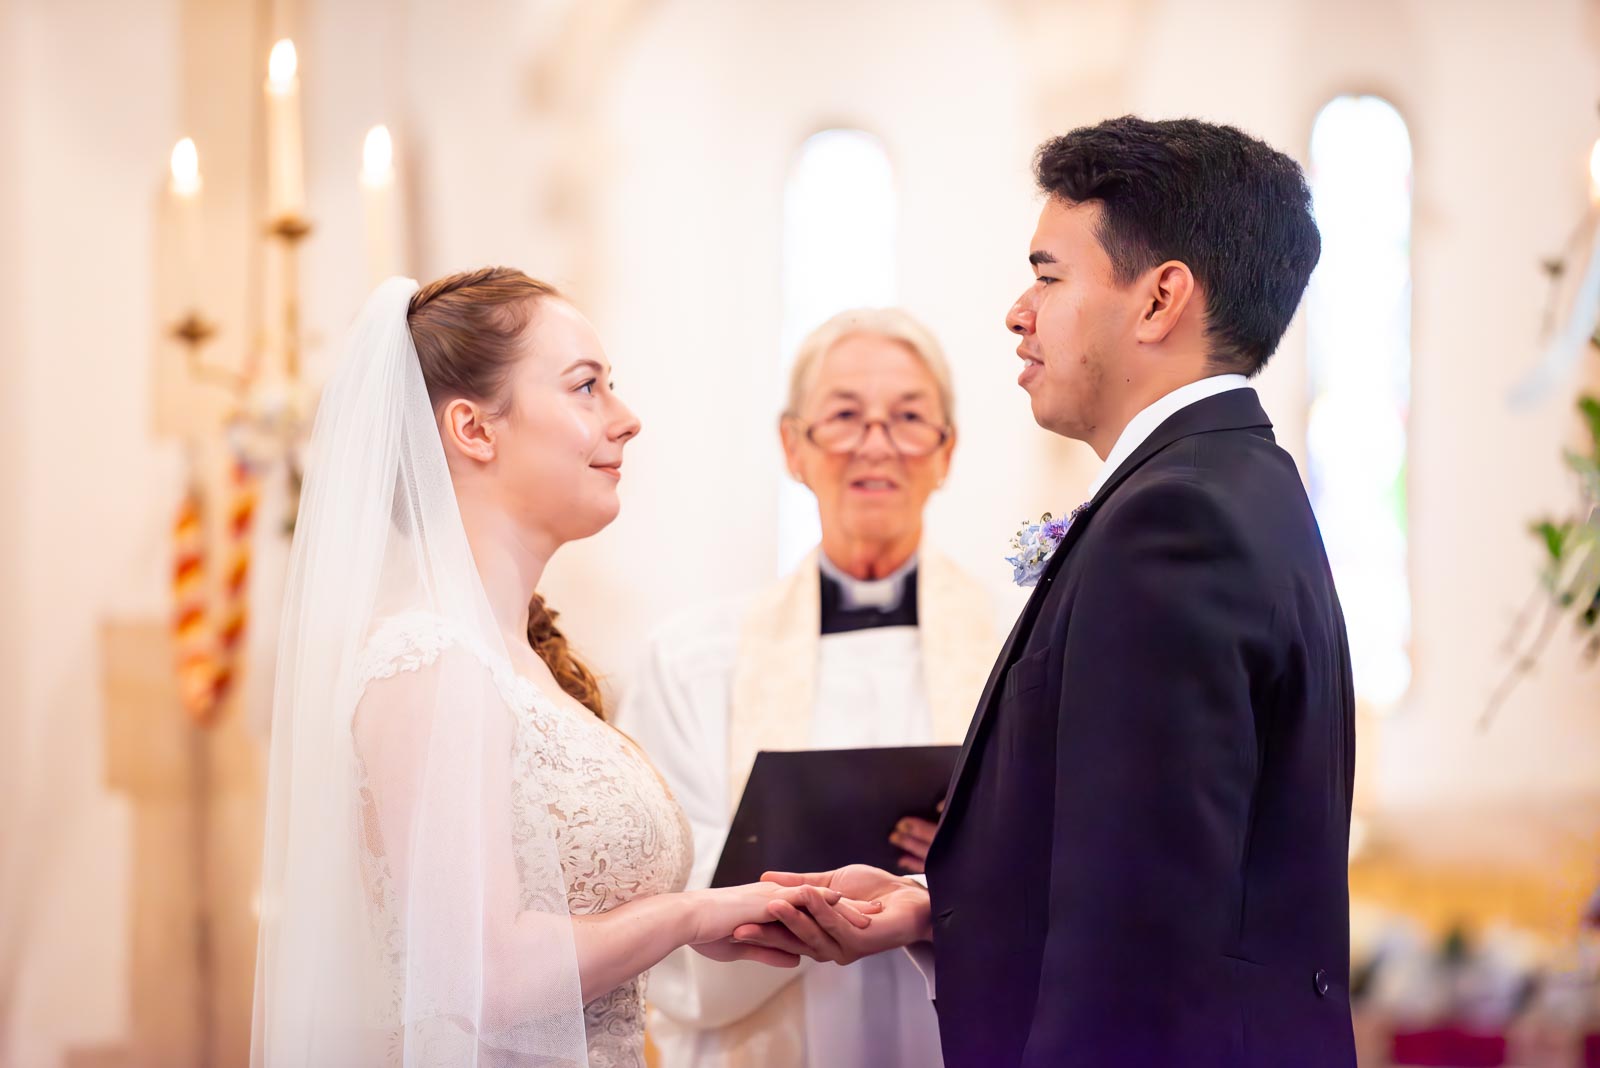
left=785, top=307, right=956, bottom=425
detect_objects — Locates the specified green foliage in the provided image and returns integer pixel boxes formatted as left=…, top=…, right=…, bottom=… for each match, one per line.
left=1528, top=392, right=1600, bottom=650
left=1534, top=519, right=1570, bottom=564
left=1580, top=394, right=1600, bottom=458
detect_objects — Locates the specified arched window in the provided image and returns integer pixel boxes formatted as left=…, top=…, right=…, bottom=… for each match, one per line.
left=1306, top=95, right=1413, bottom=709
left=777, top=128, right=897, bottom=574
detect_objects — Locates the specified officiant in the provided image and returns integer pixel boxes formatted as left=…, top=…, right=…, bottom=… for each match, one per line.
left=615, top=308, right=997, bottom=1068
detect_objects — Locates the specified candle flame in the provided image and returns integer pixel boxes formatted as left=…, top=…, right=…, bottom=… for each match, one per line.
left=362, top=125, right=394, bottom=183
left=170, top=137, right=202, bottom=196
left=268, top=39, right=298, bottom=89
left=1590, top=138, right=1600, bottom=203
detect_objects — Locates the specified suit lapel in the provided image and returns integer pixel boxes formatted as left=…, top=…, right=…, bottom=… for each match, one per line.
left=938, top=537, right=1072, bottom=814
left=937, top=389, right=1275, bottom=825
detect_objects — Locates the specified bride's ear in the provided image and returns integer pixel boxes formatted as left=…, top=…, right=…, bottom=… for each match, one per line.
left=441, top=397, right=497, bottom=463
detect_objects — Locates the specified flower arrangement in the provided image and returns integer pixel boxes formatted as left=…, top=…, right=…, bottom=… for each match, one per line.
left=1005, top=506, right=1084, bottom=587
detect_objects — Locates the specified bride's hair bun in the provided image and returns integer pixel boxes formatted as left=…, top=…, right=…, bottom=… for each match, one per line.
left=407, top=266, right=561, bottom=414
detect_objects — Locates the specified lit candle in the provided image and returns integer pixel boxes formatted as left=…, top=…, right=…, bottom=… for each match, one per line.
left=169, top=137, right=204, bottom=310
left=1589, top=138, right=1600, bottom=204
left=265, top=39, right=304, bottom=220
left=360, top=124, right=402, bottom=282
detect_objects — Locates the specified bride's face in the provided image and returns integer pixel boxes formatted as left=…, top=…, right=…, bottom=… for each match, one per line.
left=485, top=299, right=640, bottom=544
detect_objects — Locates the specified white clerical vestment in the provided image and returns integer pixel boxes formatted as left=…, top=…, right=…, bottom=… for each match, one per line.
left=615, top=547, right=998, bottom=1068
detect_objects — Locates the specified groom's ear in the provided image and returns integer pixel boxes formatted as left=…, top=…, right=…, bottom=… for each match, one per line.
left=441, top=398, right=497, bottom=463
left=1134, top=260, right=1197, bottom=346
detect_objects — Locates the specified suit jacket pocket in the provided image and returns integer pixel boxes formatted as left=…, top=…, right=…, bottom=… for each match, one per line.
left=1222, top=954, right=1352, bottom=1068
left=1003, top=646, right=1051, bottom=700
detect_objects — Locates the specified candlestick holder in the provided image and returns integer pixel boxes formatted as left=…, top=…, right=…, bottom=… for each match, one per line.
left=169, top=310, right=242, bottom=394
left=266, top=212, right=313, bottom=383
left=165, top=200, right=316, bottom=730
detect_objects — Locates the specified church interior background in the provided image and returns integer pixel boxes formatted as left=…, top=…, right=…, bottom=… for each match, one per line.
left=3, top=0, right=1600, bottom=1064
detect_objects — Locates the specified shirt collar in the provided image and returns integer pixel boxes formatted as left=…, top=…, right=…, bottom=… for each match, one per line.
left=1086, top=374, right=1251, bottom=500
left=817, top=550, right=918, bottom=611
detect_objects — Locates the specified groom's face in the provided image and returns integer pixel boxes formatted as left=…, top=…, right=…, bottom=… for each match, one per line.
left=1006, top=199, right=1141, bottom=444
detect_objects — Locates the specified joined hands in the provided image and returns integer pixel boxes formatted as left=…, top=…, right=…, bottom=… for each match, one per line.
left=729, top=864, right=932, bottom=966
left=687, top=804, right=940, bottom=968
left=685, top=880, right=884, bottom=968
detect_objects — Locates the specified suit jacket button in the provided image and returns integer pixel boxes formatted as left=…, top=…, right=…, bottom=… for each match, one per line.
left=1313, top=969, right=1330, bottom=997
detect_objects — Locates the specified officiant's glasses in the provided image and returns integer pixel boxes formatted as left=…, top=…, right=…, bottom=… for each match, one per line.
left=798, top=411, right=951, bottom=457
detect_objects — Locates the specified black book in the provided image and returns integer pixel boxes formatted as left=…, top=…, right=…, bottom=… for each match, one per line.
left=710, top=745, right=959, bottom=888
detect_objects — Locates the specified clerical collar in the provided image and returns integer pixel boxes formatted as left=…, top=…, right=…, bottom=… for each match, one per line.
left=818, top=552, right=919, bottom=635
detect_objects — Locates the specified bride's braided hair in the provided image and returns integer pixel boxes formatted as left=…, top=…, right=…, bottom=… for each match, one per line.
left=407, top=266, right=607, bottom=719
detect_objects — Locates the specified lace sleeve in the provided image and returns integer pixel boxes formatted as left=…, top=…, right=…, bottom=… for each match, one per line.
left=351, top=624, right=588, bottom=1065
left=357, top=611, right=531, bottom=698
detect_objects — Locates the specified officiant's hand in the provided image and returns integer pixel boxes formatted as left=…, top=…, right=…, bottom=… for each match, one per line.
left=890, top=800, right=942, bottom=873
left=731, top=865, right=931, bottom=965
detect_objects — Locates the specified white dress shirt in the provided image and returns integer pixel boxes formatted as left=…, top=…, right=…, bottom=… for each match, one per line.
left=1086, top=373, right=1250, bottom=499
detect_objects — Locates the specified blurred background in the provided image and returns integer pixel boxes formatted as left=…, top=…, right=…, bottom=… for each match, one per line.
left=2, top=0, right=1599, bottom=1065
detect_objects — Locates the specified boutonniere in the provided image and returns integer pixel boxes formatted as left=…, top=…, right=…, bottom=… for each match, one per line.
left=1005, top=504, right=1087, bottom=587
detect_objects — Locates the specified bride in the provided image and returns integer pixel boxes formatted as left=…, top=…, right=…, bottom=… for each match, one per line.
left=251, top=268, right=876, bottom=1067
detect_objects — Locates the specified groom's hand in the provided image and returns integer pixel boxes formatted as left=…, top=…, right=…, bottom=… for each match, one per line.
left=732, top=865, right=931, bottom=965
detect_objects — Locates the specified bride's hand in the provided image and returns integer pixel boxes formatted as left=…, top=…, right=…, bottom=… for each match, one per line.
left=683, top=882, right=880, bottom=948
left=690, top=934, right=801, bottom=967
left=731, top=865, right=930, bottom=965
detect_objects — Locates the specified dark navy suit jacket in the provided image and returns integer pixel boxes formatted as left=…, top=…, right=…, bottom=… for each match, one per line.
left=925, top=389, right=1357, bottom=1067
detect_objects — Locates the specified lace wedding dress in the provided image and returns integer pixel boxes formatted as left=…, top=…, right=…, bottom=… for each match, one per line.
left=356, top=610, right=694, bottom=1068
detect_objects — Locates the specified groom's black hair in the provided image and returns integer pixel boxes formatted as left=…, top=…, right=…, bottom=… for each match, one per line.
left=1034, top=116, right=1321, bottom=377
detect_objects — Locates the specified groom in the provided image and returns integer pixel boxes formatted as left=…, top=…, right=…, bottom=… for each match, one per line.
left=738, top=116, right=1358, bottom=1067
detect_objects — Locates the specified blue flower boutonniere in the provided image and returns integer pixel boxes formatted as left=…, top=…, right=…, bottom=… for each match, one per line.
left=1005, top=504, right=1087, bottom=587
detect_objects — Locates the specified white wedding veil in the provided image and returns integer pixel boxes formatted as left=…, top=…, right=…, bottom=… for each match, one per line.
left=251, top=278, right=589, bottom=1066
